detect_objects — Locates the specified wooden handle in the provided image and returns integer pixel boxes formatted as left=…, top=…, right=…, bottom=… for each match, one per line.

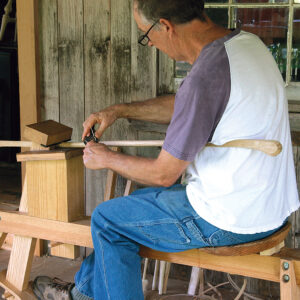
left=0, top=139, right=282, bottom=156
left=207, top=139, right=282, bottom=156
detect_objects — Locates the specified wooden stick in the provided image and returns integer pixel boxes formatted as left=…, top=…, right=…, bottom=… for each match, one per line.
left=0, top=139, right=282, bottom=156
left=0, top=141, right=33, bottom=148
left=152, top=260, right=160, bottom=290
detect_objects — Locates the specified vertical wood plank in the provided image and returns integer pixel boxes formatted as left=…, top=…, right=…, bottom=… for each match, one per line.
left=57, top=0, right=84, bottom=141
left=131, top=16, right=157, bottom=102
left=158, top=52, right=174, bottom=95
left=83, top=0, right=111, bottom=215
left=52, top=0, right=84, bottom=258
left=17, top=0, right=41, bottom=185
left=16, top=0, right=44, bottom=257
left=110, top=0, right=133, bottom=140
left=16, top=0, right=41, bottom=135
left=39, top=0, right=59, bottom=122
left=111, top=0, right=136, bottom=196
left=130, top=6, right=161, bottom=158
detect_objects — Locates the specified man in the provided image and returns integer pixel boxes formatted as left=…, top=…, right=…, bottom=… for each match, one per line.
left=33, top=0, right=299, bottom=299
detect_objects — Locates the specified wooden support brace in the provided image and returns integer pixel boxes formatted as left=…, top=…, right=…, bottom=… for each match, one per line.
left=0, top=271, right=36, bottom=300
left=280, top=259, right=300, bottom=300
left=6, top=236, right=37, bottom=291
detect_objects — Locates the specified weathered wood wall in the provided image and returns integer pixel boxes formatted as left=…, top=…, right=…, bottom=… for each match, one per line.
left=38, top=0, right=300, bottom=297
left=38, top=0, right=171, bottom=214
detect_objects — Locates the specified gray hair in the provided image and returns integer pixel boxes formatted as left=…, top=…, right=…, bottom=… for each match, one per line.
left=134, top=0, right=206, bottom=25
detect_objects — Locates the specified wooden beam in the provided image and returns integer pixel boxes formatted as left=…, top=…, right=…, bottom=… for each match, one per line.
left=139, top=247, right=300, bottom=285
left=0, top=211, right=93, bottom=248
left=16, top=0, right=41, bottom=137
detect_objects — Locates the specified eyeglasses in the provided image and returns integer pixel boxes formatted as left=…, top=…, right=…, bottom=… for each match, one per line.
left=138, top=21, right=158, bottom=46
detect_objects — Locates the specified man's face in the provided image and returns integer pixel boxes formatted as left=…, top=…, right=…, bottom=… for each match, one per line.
left=133, top=3, right=180, bottom=60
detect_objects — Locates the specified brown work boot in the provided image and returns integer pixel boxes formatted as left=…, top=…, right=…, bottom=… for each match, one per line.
left=32, top=276, right=74, bottom=300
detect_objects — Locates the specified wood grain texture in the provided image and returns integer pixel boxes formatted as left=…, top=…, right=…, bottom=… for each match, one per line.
left=103, top=170, right=117, bottom=202
left=103, top=147, right=120, bottom=202
left=50, top=243, right=80, bottom=260
left=201, top=223, right=291, bottom=256
left=0, top=270, right=36, bottom=300
left=280, top=259, right=300, bottom=299
left=0, top=211, right=92, bottom=248
left=23, top=120, right=72, bottom=146
left=38, top=0, right=59, bottom=122
left=25, top=155, right=84, bottom=222
left=17, top=149, right=83, bottom=162
left=110, top=0, right=137, bottom=197
left=130, top=10, right=162, bottom=161
left=83, top=0, right=111, bottom=215
left=207, top=139, right=282, bottom=156
left=130, top=12, right=156, bottom=102
left=139, top=247, right=300, bottom=285
left=16, top=0, right=41, bottom=136
left=57, top=0, right=84, bottom=141
left=158, top=52, right=174, bottom=95
left=6, top=169, right=37, bottom=292
left=6, top=236, right=37, bottom=291
left=38, top=0, right=78, bottom=258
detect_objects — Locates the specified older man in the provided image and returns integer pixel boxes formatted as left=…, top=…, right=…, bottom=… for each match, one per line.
left=33, top=0, right=299, bottom=299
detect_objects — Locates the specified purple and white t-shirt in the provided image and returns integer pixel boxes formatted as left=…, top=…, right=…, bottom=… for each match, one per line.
left=163, top=30, right=299, bottom=234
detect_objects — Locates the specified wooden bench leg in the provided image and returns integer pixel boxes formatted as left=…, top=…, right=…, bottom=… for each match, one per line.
left=152, top=260, right=159, bottom=290
left=280, top=259, right=300, bottom=300
left=6, top=236, right=37, bottom=291
left=0, top=174, right=37, bottom=299
left=188, top=267, right=204, bottom=296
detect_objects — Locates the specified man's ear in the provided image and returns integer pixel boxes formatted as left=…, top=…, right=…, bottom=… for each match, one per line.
left=159, top=18, right=175, bottom=33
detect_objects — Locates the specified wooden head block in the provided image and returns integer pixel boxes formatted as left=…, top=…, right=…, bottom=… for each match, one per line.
left=23, top=120, right=72, bottom=146
left=23, top=149, right=84, bottom=222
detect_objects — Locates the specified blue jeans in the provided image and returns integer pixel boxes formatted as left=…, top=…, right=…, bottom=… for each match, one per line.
left=73, top=184, right=283, bottom=300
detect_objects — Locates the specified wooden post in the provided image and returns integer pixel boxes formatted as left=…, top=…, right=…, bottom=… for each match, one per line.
left=16, top=0, right=41, bottom=141
left=17, top=149, right=84, bottom=222
left=16, top=0, right=41, bottom=258
left=280, top=259, right=300, bottom=299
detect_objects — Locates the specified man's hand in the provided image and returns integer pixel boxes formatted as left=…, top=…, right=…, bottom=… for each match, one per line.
left=82, top=95, right=175, bottom=142
left=83, top=141, right=111, bottom=170
left=82, top=106, right=118, bottom=141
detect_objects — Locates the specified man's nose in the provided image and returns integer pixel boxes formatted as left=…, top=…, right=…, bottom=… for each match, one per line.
left=148, top=41, right=154, bottom=47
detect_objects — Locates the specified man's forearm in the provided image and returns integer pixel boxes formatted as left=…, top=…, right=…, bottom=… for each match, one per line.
left=115, top=94, right=175, bottom=124
left=106, top=151, right=166, bottom=186
left=83, top=142, right=189, bottom=187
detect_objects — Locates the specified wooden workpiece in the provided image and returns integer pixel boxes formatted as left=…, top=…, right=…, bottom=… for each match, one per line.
left=23, top=120, right=72, bottom=147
